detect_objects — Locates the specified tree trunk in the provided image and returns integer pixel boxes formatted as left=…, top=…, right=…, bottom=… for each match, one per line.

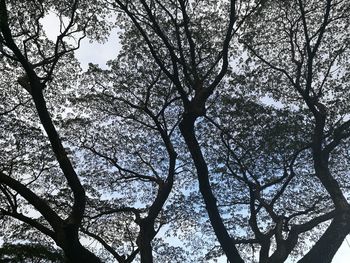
left=138, top=241, right=153, bottom=263
left=258, top=240, right=271, bottom=263
left=137, top=220, right=155, bottom=263
left=297, top=212, right=350, bottom=263
left=56, top=224, right=102, bottom=263
left=179, top=115, right=244, bottom=263
left=64, top=244, right=102, bottom=263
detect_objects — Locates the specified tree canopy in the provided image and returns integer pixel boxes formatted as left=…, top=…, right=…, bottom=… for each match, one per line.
left=0, top=243, right=64, bottom=263
left=1, top=0, right=350, bottom=262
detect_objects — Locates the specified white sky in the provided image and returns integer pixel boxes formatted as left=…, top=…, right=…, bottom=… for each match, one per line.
left=333, top=239, right=350, bottom=263
left=39, top=11, right=350, bottom=263
left=41, top=13, right=121, bottom=69
left=73, top=32, right=121, bottom=69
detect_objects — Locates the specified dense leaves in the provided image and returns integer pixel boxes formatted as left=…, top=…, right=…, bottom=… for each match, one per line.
left=0, top=243, right=64, bottom=263
left=1, top=0, right=350, bottom=263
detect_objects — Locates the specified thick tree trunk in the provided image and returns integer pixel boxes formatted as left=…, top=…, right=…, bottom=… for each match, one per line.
left=138, top=241, right=153, bottom=263
left=297, top=213, right=350, bottom=263
left=258, top=240, right=271, bottom=263
left=56, top=224, right=102, bottom=263
left=136, top=220, right=155, bottom=263
left=179, top=114, right=244, bottom=263
left=64, top=244, right=102, bottom=263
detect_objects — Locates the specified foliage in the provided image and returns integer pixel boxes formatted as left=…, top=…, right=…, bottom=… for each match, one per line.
left=0, top=243, right=64, bottom=263
left=1, top=0, right=350, bottom=263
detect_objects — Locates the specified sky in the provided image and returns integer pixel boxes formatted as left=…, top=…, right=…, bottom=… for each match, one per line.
left=38, top=10, right=350, bottom=263
left=332, top=239, right=350, bottom=263
left=41, top=13, right=121, bottom=70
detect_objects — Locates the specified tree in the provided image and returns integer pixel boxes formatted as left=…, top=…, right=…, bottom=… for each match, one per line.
left=0, top=0, right=110, bottom=262
left=67, top=58, right=181, bottom=262
left=1, top=0, right=350, bottom=262
left=110, top=0, right=263, bottom=262
left=239, top=0, right=350, bottom=261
